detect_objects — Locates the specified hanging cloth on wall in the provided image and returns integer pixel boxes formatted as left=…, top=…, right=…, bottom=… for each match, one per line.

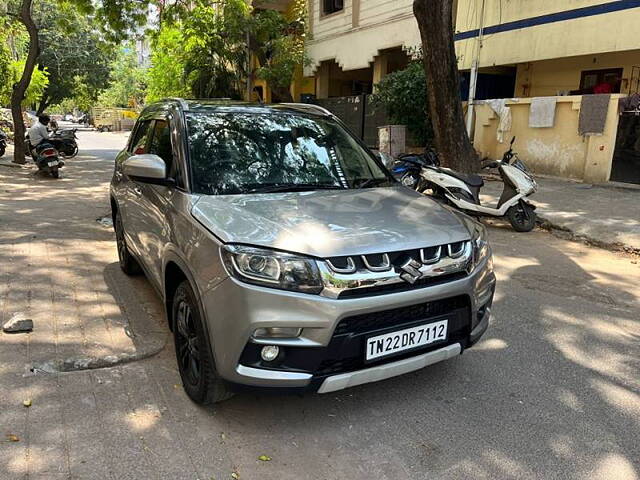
left=485, top=99, right=512, bottom=143
left=578, top=94, right=611, bottom=136
left=529, top=97, right=557, bottom=128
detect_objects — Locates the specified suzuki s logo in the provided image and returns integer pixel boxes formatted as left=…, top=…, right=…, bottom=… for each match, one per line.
left=400, top=258, right=423, bottom=284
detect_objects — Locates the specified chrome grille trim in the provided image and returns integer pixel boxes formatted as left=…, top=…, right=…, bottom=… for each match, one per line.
left=361, top=253, right=391, bottom=272
left=326, top=257, right=356, bottom=274
left=319, top=241, right=473, bottom=299
left=420, top=246, right=442, bottom=265
left=448, top=242, right=466, bottom=258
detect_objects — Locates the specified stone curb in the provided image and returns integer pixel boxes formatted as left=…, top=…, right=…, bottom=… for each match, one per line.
left=28, top=336, right=168, bottom=374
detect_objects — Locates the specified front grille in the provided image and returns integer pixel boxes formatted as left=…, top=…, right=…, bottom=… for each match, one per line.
left=333, top=295, right=468, bottom=335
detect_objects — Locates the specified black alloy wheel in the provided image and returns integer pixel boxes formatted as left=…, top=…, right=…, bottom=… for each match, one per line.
left=172, top=281, right=233, bottom=404
left=175, top=300, right=201, bottom=387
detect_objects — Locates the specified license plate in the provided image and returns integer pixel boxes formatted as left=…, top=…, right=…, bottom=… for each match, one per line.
left=47, top=161, right=58, bottom=167
left=366, top=320, right=448, bottom=361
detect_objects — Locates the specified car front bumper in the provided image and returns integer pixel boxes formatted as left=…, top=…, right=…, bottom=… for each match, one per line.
left=200, top=257, right=495, bottom=393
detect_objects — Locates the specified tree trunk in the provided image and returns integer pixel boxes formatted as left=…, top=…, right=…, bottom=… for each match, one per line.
left=10, top=0, right=39, bottom=165
left=413, top=0, right=478, bottom=173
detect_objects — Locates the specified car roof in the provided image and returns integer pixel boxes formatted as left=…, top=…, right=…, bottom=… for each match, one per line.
left=141, top=98, right=333, bottom=118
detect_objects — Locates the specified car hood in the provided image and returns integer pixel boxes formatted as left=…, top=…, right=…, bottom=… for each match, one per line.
left=191, top=187, right=471, bottom=258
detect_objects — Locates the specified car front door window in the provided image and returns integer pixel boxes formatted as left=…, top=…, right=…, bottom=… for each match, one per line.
left=130, top=120, right=152, bottom=155
left=148, top=119, right=174, bottom=176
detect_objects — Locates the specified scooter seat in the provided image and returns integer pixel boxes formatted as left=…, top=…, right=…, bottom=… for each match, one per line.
left=437, top=168, right=484, bottom=187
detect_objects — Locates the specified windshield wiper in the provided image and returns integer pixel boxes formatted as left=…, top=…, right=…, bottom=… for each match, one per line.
left=354, top=178, right=390, bottom=189
left=247, top=183, right=346, bottom=194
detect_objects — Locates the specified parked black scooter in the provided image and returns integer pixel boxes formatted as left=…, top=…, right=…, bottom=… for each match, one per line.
left=0, top=130, right=7, bottom=157
left=49, top=128, right=79, bottom=158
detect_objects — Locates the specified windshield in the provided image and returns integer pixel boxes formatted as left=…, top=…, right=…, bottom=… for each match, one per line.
left=186, top=112, right=394, bottom=195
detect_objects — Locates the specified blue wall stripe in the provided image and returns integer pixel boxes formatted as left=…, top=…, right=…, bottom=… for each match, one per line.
left=454, top=0, right=640, bottom=41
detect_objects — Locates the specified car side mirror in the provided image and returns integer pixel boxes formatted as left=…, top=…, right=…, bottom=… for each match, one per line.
left=123, top=154, right=170, bottom=185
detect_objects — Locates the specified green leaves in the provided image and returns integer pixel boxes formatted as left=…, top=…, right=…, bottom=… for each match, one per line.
left=145, top=0, right=309, bottom=102
left=372, top=58, right=433, bottom=147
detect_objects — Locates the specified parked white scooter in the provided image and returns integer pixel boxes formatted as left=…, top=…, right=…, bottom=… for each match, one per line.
left=416, top=137, right=538, bottom=232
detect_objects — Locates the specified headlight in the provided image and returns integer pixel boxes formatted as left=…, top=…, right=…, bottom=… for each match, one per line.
left=471, top=222, right=490, bottom=270
left=221, top=245, right=323, bottom=294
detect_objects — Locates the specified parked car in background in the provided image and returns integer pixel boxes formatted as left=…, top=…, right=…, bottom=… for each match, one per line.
left=110, top=99, right=496, bottom=404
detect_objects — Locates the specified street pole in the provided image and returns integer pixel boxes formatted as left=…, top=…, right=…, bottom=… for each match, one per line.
left=246, top=30, right=252, bottom=102
left=465, top=0, right=486, bottom=138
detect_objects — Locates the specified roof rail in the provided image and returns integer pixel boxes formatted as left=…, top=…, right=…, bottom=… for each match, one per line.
left=162, top=98, right=190, bottom=111
left=281, top=103, right=333, bottom=117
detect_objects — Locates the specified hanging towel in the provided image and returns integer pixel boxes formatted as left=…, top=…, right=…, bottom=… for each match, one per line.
left=578, top=94, right=610, bottom=136
left=529, top=97, right=557, bottom=128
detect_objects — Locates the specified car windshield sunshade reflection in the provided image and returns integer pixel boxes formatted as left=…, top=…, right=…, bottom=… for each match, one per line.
left=186, top=112, right=394, bottom=195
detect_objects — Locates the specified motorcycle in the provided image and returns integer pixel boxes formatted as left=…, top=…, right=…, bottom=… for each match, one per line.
left=26, top=128, right=78, bottom=159
left=393, top=137, right=538, bottom=232
left=33, top=142, right=64, bottom=178
left=389, top=148, right=440, bottom=189
left=0, top=130, right=7, bottom=157
left=49, top=128, right=79, bottom=158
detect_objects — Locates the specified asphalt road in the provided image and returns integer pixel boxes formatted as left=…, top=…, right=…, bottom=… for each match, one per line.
left=1, top=128, right=638, bottom=480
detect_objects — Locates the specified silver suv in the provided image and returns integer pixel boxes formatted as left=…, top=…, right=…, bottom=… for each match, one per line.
left=110, top=99, right=495, bottom=404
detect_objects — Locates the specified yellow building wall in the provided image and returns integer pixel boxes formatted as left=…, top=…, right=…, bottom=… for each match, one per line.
left=473, top=95, right=624, bottom=182
left=514, top=50, right=640, bottom=97
left=455, top=1, right=640, bottom=70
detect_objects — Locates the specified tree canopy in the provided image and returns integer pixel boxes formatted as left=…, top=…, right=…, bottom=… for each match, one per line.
left=34, top=0, right=113, bottom=113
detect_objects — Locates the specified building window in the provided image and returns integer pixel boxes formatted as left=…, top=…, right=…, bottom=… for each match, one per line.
left=323, top=0, right=344, bottom=16
left=579, top=68, right=623, bottom=94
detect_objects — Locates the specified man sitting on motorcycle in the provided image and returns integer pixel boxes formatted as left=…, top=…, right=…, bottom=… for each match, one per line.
left=28, top=114, right=51, bottom=151
left=27, top=114, right=64, bottom=167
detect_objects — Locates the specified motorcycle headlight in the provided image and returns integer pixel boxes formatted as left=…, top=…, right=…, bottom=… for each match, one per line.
left=221, top=245, right=323, bottom=294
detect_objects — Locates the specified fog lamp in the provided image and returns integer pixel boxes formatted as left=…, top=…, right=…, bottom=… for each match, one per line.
left=260, top=345, right=280, bottom=362
left=253, top=327, right=301, bottom=339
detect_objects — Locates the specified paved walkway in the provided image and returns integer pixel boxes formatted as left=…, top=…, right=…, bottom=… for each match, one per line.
left=0, top=133, right=167, bottom=375
left=482, top=176, right=640, bottom=252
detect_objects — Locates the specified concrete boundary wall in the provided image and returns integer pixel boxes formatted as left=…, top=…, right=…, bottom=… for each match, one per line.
left=472, top=94, right=624, bottom=183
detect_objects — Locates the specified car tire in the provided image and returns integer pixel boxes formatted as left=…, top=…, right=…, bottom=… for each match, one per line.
left=172, top=280, right=234, bottom=404
left=507, top=201, right=536, bottom=232
left=114, top=209, right=141, bottom=275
